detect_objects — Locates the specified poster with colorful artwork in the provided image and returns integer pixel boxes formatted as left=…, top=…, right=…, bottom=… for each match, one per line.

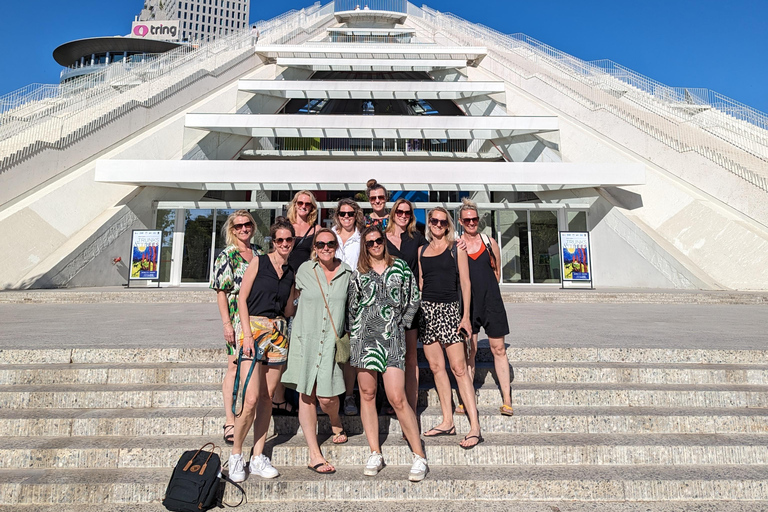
left=560, top=231, right=591, bottom=281
left=129, top=230, right=163, bottom=280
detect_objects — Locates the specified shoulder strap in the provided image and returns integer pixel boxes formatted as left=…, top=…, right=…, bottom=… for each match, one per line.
left=220, top=474, right=247, bottom=507
left=419, top=243, right=429, bottom=258
left=479, top=233, right=497, bottom=271
left=313, top=267, right=340, bottom=339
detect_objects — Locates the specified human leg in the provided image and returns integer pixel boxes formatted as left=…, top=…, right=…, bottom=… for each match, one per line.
left=356, top=369, right=381, bottom=454
left=404, top=328, right=420, bottom=415
left=343, top=363, right=358, bottom=415
left=489, top=335, right=512, bottom=409
left=422, top=341, right=455, bottom=435
left=267, top=365, right=293, bottom=414
left=249, top=365, right=278, bottom=477
left=318, top=394, right=346, bottom=443
left=222, top=354, right=237, bottom=444
left=445, top=343, right=482, bottom=448
left=298, top=389, right=334, bottom=472
left=382, top=367, right=424, bottom=458
left=230, top=358, right=262, bottom=482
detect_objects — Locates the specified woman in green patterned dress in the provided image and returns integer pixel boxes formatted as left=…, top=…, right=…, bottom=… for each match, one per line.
left=347, top=226, right=428, bottom=482
left=210, top=210, right=262, bottom=445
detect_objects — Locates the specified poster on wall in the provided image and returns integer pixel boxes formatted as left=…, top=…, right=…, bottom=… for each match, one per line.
left=129, top=230, right=163, bottom=281
left=560, top=231, right=592, bottom=282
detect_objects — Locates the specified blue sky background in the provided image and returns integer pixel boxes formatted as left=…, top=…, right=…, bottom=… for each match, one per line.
left=2, top=0, right=766, bottom=113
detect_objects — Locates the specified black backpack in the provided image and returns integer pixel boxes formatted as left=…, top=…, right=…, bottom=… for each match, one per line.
left=163, top=443, right=245, bottom=512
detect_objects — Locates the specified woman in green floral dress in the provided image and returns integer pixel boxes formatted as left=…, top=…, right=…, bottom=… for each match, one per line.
left=210, top=210, right=263, bottom=445
left=347, top=226, right=428, bottom=482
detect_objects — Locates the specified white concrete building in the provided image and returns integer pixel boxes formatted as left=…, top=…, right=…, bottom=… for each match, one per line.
left=1, top=1, right=767, bottom=290
left=138, top=0, right=251, bottom=42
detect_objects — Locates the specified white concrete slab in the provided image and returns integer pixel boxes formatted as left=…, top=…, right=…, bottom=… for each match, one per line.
left=275, top=58, right=470, bottom=71
left=238, top=80, right=505, bottom=99
left=184, top=113, right=559, bottom=139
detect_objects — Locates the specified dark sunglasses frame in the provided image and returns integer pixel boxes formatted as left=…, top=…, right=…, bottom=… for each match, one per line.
left=368, top=195, right=386, bottom=202
left=461, top=216, right=480, bottom=224
left=429, top=218, right=449, bottom=228
left=337, top=210, right=356, bottom=218
left=273, top=237, right=295, bottom=244
left=232, top=222, right=254, bottom=230
left=314, top=241, right=338, bottom=249
left=365, top=237, right=385, bottom=248
left=295, top=200, right=314, bottom=209
left=394, top=209, right=412, bottom=216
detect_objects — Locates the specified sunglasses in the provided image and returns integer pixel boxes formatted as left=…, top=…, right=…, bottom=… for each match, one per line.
left=429, top=218, right=449, bottom=228
left=337, top=210, right=356, bottom=218
left=395, top=209, right=411, bottom=217
left=365, top=237, right=385, bottom=248
left=461, top=216, right=479, bottom=224
left=274, top=237, right=294, bottom=245
left=233, top=222, right=253, bottom=231
left=295, top=200, right=314, bottom=209
left=314, top=240, right=338, bottom=250
left=369, top=195, right=386, bottom=202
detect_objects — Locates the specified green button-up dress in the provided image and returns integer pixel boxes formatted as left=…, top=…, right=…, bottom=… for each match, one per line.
left=282, top=259, right=352, bottom=397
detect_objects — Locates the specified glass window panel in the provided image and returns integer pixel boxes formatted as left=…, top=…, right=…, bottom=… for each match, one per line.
left=530, top=211, right=560, bottom=284
left=155, top=209, right=176, bottom=283
left=497, top=210, right=529, bottom=283
left=181, top=209, right=214, bottom=283
left=568, top=211, right=588, bottom=231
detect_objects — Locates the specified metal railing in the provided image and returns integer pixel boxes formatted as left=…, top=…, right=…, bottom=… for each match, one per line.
left=333, top=0, right=407, bottom=13
left=0, top=2, right=334, bottom=172
left=407, top=3, right=768, bottom=192
left=265, top=136, right=471, bottom=153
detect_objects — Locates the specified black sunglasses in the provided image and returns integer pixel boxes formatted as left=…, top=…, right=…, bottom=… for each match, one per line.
left=337, top=211, right=356, bottom=218
left=461, top=216, right=479, bottom=224
left=365, top=237, right=385, bottom=248
left=314, top=241, right=338, bottom=249
left=429, top=218, right=449, bottom=228
left=394, top=209, right=412, bottom=217
left=233, top=222, right=253, bottom=230
left=274, top=237, right=294, bottom=245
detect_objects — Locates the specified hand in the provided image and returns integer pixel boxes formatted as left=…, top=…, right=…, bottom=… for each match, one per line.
left=456, top=238, right=467, bottom=251
left=458, top=317, right=472, bottom=339
left=223, top=323, right=235, bottom=345
left=242, top=334, right=256, bottom=359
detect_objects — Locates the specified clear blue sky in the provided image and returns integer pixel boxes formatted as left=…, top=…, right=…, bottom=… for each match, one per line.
left=2, top=0, right=766, bottom=113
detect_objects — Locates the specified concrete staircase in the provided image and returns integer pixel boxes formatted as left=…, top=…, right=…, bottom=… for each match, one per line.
left=2, top=344, right=768, bottom=510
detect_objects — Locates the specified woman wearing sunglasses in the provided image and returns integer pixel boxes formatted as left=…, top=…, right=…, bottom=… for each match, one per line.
left=458, top=199, right=513, bottom=416
left=332, top=198, right=364, bottom=416
left=347, top=226, right=428, bottom=481
left=418, top=207, right=483, bottom=449
left=282, top=228, right=353, bottom=474
left=229, top=218, right=298, bottom=483
left=210, top=210, right=264, bottom=446
left=364, top=179, right=389, bottom=228
left=385, top=198, right=427, bottom=416
left=287, top=190, right=319, bottom=274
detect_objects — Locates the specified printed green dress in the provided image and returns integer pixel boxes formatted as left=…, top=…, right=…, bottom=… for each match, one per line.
left=347, top=258, right=420, bottom=372
left=209, top=244, right=263, bottom=354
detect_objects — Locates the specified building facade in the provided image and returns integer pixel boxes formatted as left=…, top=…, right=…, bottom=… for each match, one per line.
left=1, top=2, right=767, bottom=290
left=138, top=0, right=251, bottom=42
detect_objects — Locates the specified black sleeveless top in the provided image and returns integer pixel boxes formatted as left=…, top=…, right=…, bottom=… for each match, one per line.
left=287, top=224, right=316, bottom=273
left=245, top=254, right=294, bottom=318
left=420, top=246, right=458, bottom=303
left=387, top=230, right=427, bottom=282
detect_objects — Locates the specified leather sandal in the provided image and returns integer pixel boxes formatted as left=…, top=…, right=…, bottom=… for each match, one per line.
left=222, top=424, right=234, bottom=445
left=500, top=404, right=514, bottom=416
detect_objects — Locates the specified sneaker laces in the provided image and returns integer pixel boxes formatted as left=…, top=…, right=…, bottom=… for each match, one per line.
left=411, top=455, right=427, bottom=472
left=366, top=452, right=383, bottom=468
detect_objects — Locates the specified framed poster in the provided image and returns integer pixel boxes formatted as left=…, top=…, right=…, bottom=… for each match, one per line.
left=129, top=230, right=163, bottom=281
left=559, top=231, right=592, bottom=284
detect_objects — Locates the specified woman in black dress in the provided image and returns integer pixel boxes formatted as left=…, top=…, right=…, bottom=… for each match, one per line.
left=385, top=198, right=427, bottom=415
left=287, top=190, right=319, bottom=273
left=458, top=198, right=513, bottom=416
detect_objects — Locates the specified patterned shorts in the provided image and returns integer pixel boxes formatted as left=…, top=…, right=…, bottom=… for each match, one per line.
left=238, top=316, right=289, bottom=365
left=419, top=300, right=463, bottom=345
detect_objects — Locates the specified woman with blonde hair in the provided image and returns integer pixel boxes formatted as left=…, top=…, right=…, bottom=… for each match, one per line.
left=210, top=210, right=263, bottom=445
left=457, top=198, right=513, bottom=416
left=348, top=226, right=428, bottom=481
left=287, top=190, right=319, bottom=274
left=418, top=207, right=483, bottom=449
left=282, top=228, right=353, bottom=474
left=385, top=198, right=427, bottom=416
left=364, top=179, right=388, bottom=228
left=332, top=198, right=364, bottom=415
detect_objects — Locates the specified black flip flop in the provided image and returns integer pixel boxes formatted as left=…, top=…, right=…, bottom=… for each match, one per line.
left=460, top=434, right=484, bottom=450
left=423, top=426, right=456, bottom=437
left=308, top=462, right=336, bottom=474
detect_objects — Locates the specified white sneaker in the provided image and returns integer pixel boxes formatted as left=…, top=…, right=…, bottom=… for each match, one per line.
left=363, top=451, right=384, bottom=476
left=249, top=453, right=279, bottom=479
left=409, top=455, right=428, bottom=482
left=228, top=453, right=246, bottom=483
left=344, top=395, right=359, bottom=416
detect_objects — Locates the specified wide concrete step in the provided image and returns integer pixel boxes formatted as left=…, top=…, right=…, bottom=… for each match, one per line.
left=3, top=465, right=768, bottom=504
left=4, top=346, right=768, bottom=365
left=3, top=432, right=768, bottom=470
left=6, top=360, right=768, bottom=386
left=3, top=405, right=768, bottom=437
left=6, top=381, right=767, bottom=409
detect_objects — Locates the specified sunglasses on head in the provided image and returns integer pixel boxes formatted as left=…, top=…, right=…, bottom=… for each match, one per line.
left=365, top=237, right=385, bottom=248
left=295, top=200, right=314, bottom=209
left=429, top=218, right=449, bottom=228
left=233, top=222, right=253, bottom=231
left=394, top=209, right=411, bottom=217
left=337, top=210, right=355, bottom=218
left=461, top=216, right=479, bottom=224
left=274, top=237, right=294, bottom=245
left=314, top=240, right=338, bottom=250
left=369, top=195, right=386, bottom=202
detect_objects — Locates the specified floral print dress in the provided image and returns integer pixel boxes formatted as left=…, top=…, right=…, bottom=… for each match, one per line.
left=347, top=258, right=420, bottom=372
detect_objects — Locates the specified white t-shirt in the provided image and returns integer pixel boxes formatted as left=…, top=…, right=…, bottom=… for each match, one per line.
left=332, top=226, right=361, bottom=271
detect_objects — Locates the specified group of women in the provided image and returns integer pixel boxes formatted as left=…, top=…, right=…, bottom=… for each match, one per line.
left=210, top=179, right=512, bottom=483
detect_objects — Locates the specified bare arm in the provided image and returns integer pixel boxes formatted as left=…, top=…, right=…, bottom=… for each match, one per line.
left=284, top=285, right=298, bottom=318
left=457, top=248, right=472, bottom=335
left=491, top=237, right=502, bottom=282
left=216, top=291, right=235, bottom=345
left=417, top=251, right=424, bottom=291
left=237, top=262, right=259, bottom=358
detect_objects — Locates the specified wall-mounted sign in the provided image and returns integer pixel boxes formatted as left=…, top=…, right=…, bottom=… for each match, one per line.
left=560, top=231, right=592, bottom=282
left=131, top=20, right=180, bottom=41
left=129, top=230, right=163, bottom=280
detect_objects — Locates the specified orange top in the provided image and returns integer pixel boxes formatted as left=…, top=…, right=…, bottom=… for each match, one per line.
left=468, top=244, right=485, bottom=260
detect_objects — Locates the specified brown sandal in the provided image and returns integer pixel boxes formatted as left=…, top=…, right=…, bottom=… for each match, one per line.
left=500, top=404, right=514, bottom=416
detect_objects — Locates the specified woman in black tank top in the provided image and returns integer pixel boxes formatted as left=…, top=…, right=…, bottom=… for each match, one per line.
left=418, top=207, right=483, bottom=449
left=287, top=190, right=318, bottom=273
